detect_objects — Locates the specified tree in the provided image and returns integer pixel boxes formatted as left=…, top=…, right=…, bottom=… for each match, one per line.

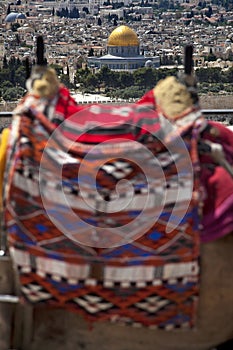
left=158, top=0, right=169, bottom=9
left=224, top=67, right=233, bottom=82
left=2, top=87, right=24, bottom=101
left=70, top=7, right=79, bottom=18
left=75, top=67, right=91, bottom=86
left=59, top=74, right=74, bottom=89
left=196, top=67, right=223, bottom=83
left=0, top=69, right=10, bottom=84
left=11, top=23, right=20, bottom=32
left=118, top=71, right=134, bottom=88
left=49, top=64, right=63, bottom=76
left=88, top=48, right=94, bottom=57
left=82, top=7, right=89, bottom=14
left=204, top=48, right=216, bottom=62
left=96, top=66, right=115, bottom=88
left=85, top=74, right=99, bottom=91
left=133, top=67, right=157, bottom=89
left=7, top=4, right=11, bottom=15
left=66, top=64, right=70, bottom=78
left=205, top=5, right=213, bottom=17
left=10, top=68, right=16, bottom=85
left=97, top=17, right=102, bottom=26
left=0, top=81, right=14, bottom=96
left=15, top=66, right=27, bottom=88
left=3, top=55, right=8, bottom=69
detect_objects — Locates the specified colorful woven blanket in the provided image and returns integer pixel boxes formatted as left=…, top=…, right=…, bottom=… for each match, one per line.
left=137, top=91, right=233, bottom=243
left=4, top=90, right=201, bottom=329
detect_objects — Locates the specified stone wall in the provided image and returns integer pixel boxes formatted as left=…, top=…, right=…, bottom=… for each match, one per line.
left=200, top=94, right=233, bottom=109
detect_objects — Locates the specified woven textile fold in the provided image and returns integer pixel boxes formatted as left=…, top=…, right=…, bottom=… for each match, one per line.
left=4, top=95, right=201, bottom=329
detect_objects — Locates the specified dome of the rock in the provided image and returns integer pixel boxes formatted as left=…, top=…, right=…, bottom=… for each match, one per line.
left=108, top=25, right=139, bottom=47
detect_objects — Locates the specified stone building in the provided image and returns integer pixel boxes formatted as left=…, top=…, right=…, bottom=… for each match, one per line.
left=88, top=25, right=160, bottom=71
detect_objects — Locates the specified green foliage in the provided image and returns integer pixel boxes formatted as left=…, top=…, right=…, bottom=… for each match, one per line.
left=74, top=65, right=233, bottom=97
left=56, top=7, right=79, bottom=18
left=75, top=67, right=91, bottom=82
left=0, top=69, right=11, bottom=84
left=74, top=65, right=182, bottom=97
left=60, top=74, right=74, bottom=89
left=0, top=60, right=72, bottom=101
left=225, top=67, right=233, bottom=81
left=2, top=86, right=25, bottom=101
left=50, top=64, right=63, bottom=76
left=118, top=71, right=134, bottom=88
left=11, top=23, right=20, bottom=32
left=84, top=74, right=99, bottom=91
left=82, top=7, right=89, bottom=14
left=112, top=2, right=124, bottom=9
left=133, top=67, right=157, bottom=89
left=96, top=66, right=117, bottom=87
left=108, top=86, right=144, bottom=100
left=196, top=67, right=223, bottom=83
left=88, top=48, right=94, bottom=57
left=198, top=82, right=233, bottom=94
left=204, top=51, right=217, bottom=62
left=0, top=81, right=13, bottom=97
left=158, top=0, right=170, bottom=10
left=2, top=56, right=233, bottom=104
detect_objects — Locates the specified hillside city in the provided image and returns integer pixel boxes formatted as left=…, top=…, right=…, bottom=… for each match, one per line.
left=1, top=0, right=233, bottom=112
left=1, top=0, right=233, bottom=73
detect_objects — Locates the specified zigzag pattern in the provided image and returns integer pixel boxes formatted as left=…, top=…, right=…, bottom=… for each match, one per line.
left=4, top=98, right=201, bottom=329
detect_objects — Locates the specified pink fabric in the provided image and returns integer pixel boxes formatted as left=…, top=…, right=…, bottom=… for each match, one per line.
left=200, top=152, right=233, bottom=242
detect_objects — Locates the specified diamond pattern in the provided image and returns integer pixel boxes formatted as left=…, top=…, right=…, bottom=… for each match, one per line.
left=6, top=98, right=201, bottom=329
left=102, top=160, right=133, bottom=180
left=21, top=283, right=52, bottom=303
left=73, top=294, right=113, bottom=314
left=135, top=295, right=170, bottom=313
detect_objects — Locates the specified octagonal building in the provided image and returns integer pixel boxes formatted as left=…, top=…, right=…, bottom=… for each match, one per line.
left=88, top=25, right=160, bottom=71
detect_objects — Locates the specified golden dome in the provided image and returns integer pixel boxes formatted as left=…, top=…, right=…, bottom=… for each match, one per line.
left=108, top=25, right=139, bottom=47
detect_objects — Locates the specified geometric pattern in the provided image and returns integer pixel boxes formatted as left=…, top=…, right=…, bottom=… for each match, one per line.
left=73, top=295, right=114, bottom=314
left=21, top=283, right=52, bottom=303
left=135, top=296, right=170, bottom=313
left=17, top=269, right=199, bottom=328
left=4, top=92, right=202, bottom=329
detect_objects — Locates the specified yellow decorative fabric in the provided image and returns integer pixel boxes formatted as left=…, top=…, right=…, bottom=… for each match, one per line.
left=0, top=128, right=10, bottom=209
